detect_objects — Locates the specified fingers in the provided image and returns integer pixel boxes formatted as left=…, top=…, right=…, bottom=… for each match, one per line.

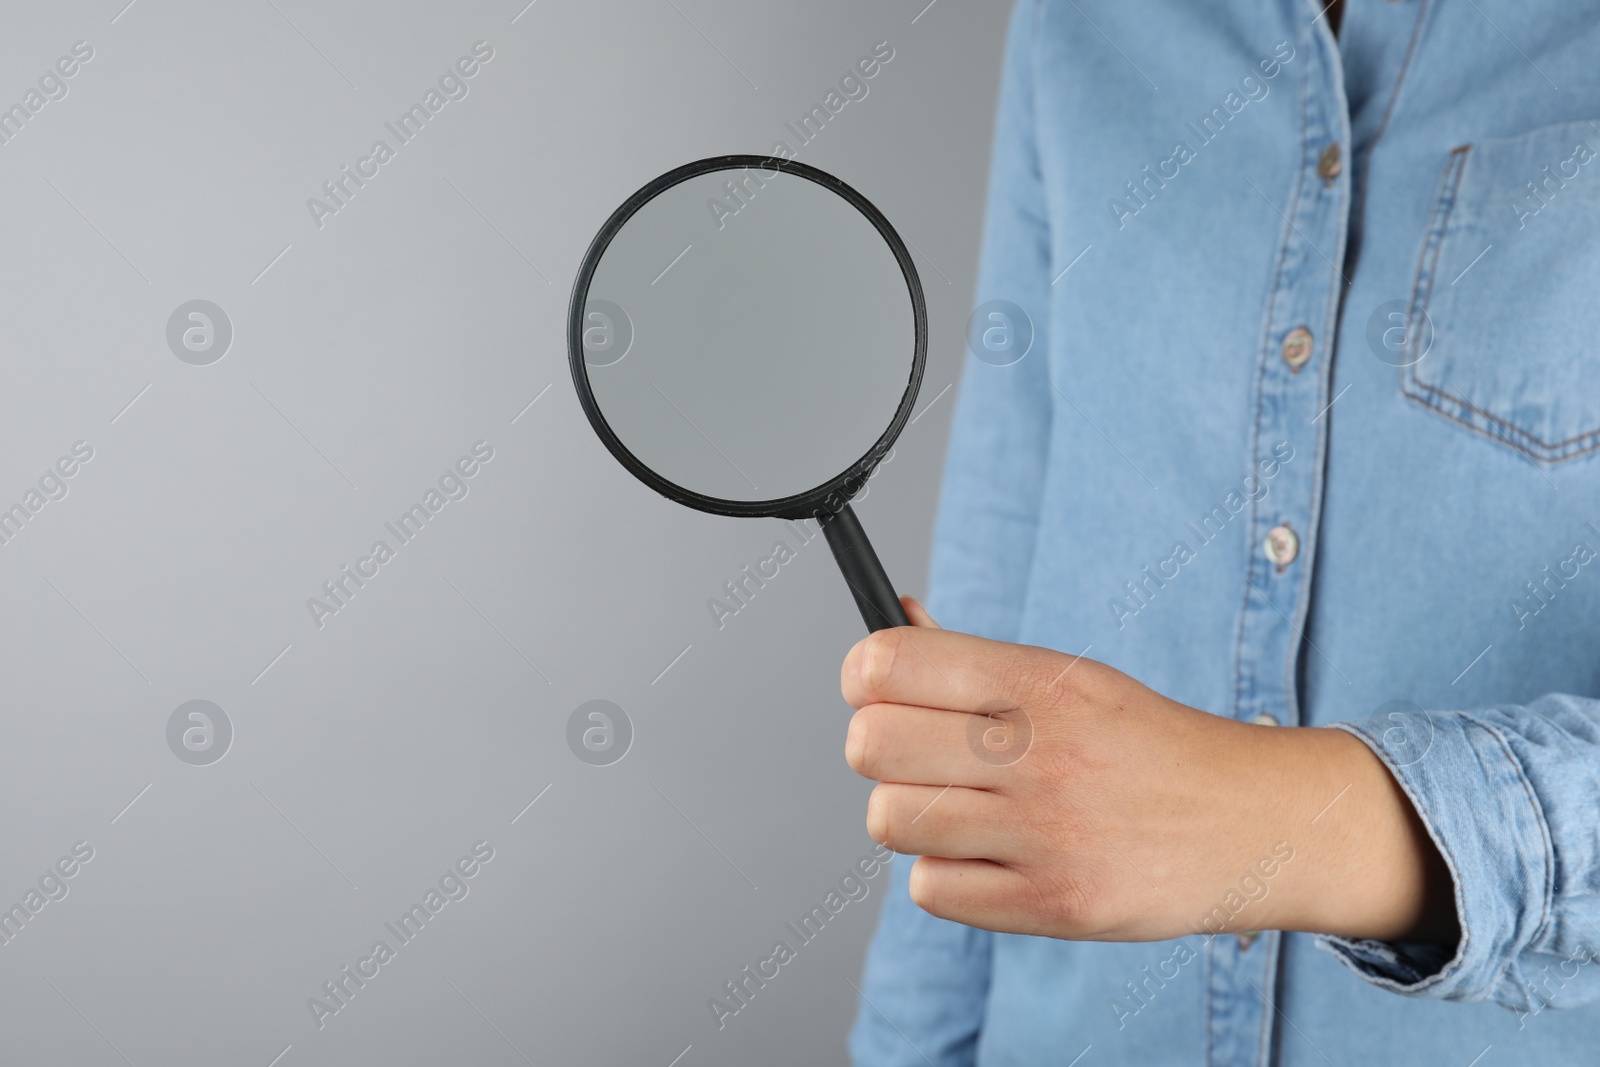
left=905, top=856, right=1050, bottom=934
left=867, top=784, right=1018, bottom=862
left=901, top=596, right=941, bottom=629
left=841, top=624, right=1050, bottom=712
left=907, top=856, right=1114, bottom=939
left=846, top=704, right=1009, bottom=789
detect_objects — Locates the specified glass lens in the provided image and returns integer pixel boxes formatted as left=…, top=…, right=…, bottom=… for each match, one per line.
left=579, top=165, right=916, bottom=504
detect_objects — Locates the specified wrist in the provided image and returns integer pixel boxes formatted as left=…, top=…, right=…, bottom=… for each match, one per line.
left=1259, top=725, right=1458, bottom=944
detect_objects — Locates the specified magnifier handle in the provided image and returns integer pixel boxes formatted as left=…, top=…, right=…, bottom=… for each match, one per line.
left=820, top=504, right=911, bottom=633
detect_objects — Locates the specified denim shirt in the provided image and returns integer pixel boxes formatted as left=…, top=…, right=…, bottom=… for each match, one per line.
left=851, top=1, right=1600, bottom=1064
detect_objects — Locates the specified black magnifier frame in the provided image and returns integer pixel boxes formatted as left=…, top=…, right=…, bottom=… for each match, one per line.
left=567, top=154, right=928, bottom=632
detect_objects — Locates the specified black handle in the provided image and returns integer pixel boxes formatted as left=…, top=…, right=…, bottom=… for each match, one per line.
left=820, top=504, right=910, bottom=633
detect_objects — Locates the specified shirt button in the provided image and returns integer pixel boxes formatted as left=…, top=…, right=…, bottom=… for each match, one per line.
left=1264, top=523, right=1299, bottom=568
left=1318, top=142, right=1342, bottom=182
left=1251, top=712, right=1279, bottom=726
left=1280, top=326, right=1313, bottom=370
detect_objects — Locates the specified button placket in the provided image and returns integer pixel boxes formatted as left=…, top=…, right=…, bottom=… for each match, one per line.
left=1234, top=55, right=1350, bottom=734
left=1210, top=19, right=1351, bottom=1065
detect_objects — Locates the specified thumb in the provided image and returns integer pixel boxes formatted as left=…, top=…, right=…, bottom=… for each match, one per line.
left=900, top=596, right=942, bottom=629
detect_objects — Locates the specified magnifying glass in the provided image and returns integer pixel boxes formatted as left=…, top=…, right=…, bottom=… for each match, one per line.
left=567, top=155, right=926, bottom=633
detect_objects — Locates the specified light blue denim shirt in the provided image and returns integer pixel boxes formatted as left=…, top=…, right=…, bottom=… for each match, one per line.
left=851, top=1, right=1600, bottom=1064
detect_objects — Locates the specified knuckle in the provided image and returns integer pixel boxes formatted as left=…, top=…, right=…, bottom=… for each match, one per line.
left=1036, top=647, right=1102, bottom=703
left=845, top=706, right=886, bottom=777
left=995, top=651, right=1050, bottom=707
left=865, top=785, right=895, bottom=847
left=857, top=629, right=904, bottom=695
left=1029, top=868, right=1106, bottom=935
left=906, top=857, right=940, bottom=914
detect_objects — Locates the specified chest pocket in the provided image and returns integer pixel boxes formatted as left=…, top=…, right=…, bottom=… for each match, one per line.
left=1402, top=119, right=1600, bottom=464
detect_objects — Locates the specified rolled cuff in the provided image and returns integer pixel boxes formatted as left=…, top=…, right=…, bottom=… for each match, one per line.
left=1315, top=712, right=1553, bottom=1007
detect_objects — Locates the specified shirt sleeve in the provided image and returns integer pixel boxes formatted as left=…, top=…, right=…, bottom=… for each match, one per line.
left=1319, top=694, right=1600, bottom=1019
left=923, top=0, right=1055, bottom=646
left=850, top=2, right=1053, bottom=1064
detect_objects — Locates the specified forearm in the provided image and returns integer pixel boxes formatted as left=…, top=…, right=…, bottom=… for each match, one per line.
left=1249, top=724, right=1459, bottom=945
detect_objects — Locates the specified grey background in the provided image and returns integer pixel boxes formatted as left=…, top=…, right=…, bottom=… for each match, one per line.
left=0, top=1, right=1005, bottom=1064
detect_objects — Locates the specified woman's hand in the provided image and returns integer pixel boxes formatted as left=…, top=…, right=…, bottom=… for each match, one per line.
left=841, top=599, right=1458, bottom=945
